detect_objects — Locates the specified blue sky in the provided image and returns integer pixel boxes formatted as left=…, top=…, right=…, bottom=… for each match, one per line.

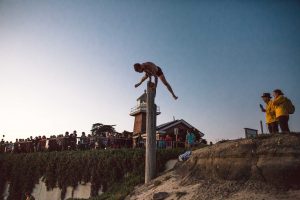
left=0, top=0, right=299, bottom=142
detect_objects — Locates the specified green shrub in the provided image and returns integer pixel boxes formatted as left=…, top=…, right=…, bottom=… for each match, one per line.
left=0, top=148, right=186, bottom=200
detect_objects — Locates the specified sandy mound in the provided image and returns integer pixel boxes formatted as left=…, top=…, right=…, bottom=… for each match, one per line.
left=127, top=133, right=300, bottom=200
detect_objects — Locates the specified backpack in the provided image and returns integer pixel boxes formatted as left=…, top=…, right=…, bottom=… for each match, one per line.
left=285, top=98, right=295, bottom=114
left=178, top=151, right=192, bottom=161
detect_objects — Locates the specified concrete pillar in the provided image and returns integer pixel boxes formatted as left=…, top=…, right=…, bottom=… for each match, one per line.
left=145, top=81, right=157, bottom=183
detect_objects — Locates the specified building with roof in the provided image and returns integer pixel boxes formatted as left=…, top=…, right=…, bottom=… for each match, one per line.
left=130, top=92, right=204, bottom=142
left=130, top=90, right=160, bottom=135
left=157, top=119, right=204, bottom=141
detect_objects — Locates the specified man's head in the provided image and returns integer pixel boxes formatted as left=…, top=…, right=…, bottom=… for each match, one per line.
left=273, top=89, right=283, bottom=98
left=261, top=93, right=271, bottom=103
left=134, top=63, right=143, bottom=73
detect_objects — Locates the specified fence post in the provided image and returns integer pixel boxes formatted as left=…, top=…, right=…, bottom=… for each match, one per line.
left=260, top=120, right=264, bottom=134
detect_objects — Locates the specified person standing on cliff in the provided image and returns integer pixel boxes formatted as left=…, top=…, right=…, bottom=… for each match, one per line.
left=272, top=89, right=293, bottom=132
left=133, top=62, right=178, bottom=100
left=260, top=93, right=278, bottom=134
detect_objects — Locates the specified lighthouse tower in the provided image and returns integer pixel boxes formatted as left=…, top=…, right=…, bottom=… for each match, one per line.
left=130, top=90, right=160, bottom=135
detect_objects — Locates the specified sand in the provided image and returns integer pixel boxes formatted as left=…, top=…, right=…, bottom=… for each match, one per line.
left=127, top=169, right=300, bottom=200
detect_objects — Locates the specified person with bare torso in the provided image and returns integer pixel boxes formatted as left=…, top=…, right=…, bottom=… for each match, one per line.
left=133, top=62, right=178, bottom=100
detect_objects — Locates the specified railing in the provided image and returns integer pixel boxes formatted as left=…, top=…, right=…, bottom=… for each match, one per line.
left=156, top=140, right=185, bottom=149
left=130, top=103, right=160, bottom=115
left=134, top=139, right=186, bottom=149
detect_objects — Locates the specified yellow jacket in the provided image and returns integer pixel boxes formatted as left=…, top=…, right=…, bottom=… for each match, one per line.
left=273, top=95, right=289, bottom=118
left=265, top=100, right=276, bottom=124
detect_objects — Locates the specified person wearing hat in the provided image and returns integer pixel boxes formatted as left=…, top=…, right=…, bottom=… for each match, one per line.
left=272, top=89, right=290, bottom=132
left=260, top=93, right=278, bottom=133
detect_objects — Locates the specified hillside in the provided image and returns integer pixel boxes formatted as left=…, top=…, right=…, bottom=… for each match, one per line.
left=127, top=133, right=300, bottom=200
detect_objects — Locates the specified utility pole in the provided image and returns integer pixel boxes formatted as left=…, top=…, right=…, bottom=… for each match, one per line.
left=145, top=81, right=157, bottom=183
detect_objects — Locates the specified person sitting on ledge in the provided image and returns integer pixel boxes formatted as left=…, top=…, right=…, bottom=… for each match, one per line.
left=133, top=62, right=178, bottom=100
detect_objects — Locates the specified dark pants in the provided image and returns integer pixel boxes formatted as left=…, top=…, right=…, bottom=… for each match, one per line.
left=278, top=115, right=290, bottom=132
left=267, top=122, right=279, bottom=134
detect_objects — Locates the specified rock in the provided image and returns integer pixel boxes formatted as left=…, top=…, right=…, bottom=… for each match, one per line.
left=127, top=133, right=300, bottom=200
left=176, top=133, right=300, bottom=188
left=153, top=192, right=169, bottom=200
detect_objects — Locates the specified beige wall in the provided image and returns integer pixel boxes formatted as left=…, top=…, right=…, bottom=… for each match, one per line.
left=3, top=179, right=102, bottom=200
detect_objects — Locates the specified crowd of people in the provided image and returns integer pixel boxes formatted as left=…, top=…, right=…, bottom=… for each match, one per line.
left=0, top=131, right=133, bottom=153
left=1, top=129, right=203, bottom=154
left=260, top=89, right=295, bottom=134
left=135, top=130, right=201, bottom=149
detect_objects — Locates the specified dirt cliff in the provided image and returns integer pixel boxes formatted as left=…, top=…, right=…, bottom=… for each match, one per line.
left=127, top=133, right=300, bottom=200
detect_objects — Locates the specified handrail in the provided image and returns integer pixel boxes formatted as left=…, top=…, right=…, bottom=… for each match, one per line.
left=130, top=103, right=160, bottom=114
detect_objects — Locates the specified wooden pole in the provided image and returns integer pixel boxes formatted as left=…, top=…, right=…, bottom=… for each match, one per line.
left=145, top=81, right=157, bottom=183
left=260, top=120, right=264, bottom=134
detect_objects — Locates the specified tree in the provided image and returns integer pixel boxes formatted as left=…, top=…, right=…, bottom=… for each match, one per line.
left=91, top=123, right=116, bottom=137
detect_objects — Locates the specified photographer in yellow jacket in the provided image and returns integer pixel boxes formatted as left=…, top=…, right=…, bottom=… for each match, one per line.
left=272, top=89, right=290, bottom=132
left=260, top=93, right=278, bottom=133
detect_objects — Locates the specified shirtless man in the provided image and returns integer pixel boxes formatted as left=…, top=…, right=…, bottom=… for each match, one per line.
left=134, top=62, right=178, bottom=100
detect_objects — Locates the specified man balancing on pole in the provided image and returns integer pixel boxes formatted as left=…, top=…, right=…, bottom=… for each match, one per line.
left=133, top=62, right=178, bottom=100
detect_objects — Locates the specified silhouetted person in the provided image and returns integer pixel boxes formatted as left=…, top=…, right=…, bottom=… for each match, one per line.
left=165, top=134, right=172, bottom=148
left=13, top=139, right=19, bottom=153
left=25, top=192, right=35, bottom=200
left=56, top=135, right=63, bottom=151
left=0, top=139, right=4, bottom=153
left=48, top=135, right=58, bottom=151
left=40, top=136, right=47, bottom=151
left=134, top=62, right=178, bottom=100
left=260, top=93, right=278, bottom=133
left=136, top=134, right=144, bottom=148
left=79, top=132, right=87, bottom=150
left=63, top=132, right=70, bottom=150
left=186, top=130, right=195, bottom=148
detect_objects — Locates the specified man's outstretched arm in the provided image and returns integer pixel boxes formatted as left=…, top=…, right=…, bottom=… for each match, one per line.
left=135, top=74, right=149, bottom=88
